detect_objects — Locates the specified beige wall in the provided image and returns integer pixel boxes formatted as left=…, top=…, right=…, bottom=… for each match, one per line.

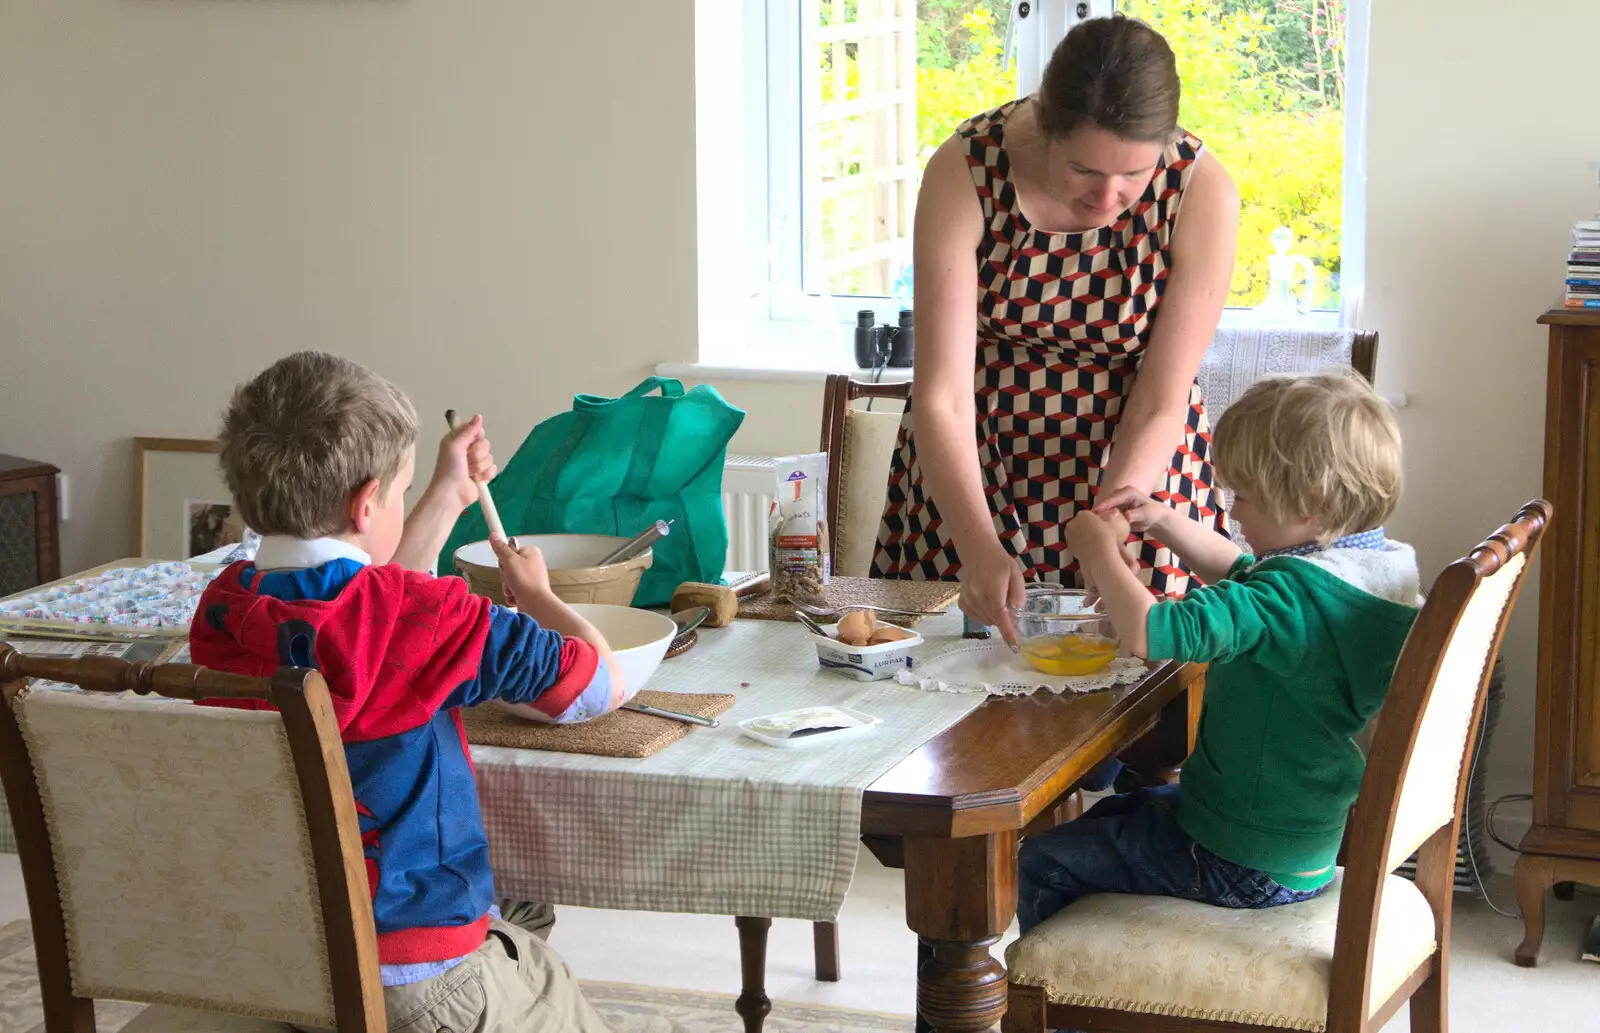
left=0, top=0, right=707, bottom=571
left=1366, top=0, right=1600, bottom=798
left=4, top=0, right=1596, bottom=797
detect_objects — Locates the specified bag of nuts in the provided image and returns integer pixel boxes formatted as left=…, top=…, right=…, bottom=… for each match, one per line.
left=769, top=453, right=831, bottom=604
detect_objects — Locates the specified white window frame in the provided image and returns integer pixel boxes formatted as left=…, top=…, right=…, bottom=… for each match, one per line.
left=743, top=0, right=1370, bottom=357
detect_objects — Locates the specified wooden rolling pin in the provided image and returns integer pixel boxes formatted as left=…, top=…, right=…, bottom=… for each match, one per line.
left=670, top=572, right=770, bottom=628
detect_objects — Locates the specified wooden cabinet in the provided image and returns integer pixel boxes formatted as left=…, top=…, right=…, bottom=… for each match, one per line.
left=1514, top=308, right=1600, bottom=965
left=0, top=455, right=59, bottom=598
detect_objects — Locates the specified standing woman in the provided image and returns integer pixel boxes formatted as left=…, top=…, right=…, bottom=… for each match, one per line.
left=871, top=15, right=1238, bottom=645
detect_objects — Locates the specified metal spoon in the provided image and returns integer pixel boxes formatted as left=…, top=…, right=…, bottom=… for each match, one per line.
left=668, top=606, right=711, bottom=651
left=793, top=610, right=831, bottom=637
left=622, top=701, right=719, bottom=728
left=597, top=520, right=674, bottom=566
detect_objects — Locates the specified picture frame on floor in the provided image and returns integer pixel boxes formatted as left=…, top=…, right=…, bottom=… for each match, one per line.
left=131, top=438, right=238, bottom=561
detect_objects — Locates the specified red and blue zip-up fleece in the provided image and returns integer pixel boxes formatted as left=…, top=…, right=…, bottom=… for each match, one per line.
left=190, top=542, right=610, bottom=973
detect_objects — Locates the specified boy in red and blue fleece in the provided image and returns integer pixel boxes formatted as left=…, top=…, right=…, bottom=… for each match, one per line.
left=191, top=350, right=618, bottom=1031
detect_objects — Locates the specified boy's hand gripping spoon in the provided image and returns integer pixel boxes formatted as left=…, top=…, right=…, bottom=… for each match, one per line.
left=445, top=409, right=516, bottom=612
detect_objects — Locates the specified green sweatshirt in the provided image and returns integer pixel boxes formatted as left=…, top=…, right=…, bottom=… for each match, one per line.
left=1147, top=542, right=1421, bottom=890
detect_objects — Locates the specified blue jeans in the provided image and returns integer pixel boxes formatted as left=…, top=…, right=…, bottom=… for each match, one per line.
left=1016, top=784, right=1325, bottom=933
left=1080, top=757, right=1122, bottom=792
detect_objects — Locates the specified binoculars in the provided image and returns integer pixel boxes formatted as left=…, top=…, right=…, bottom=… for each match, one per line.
left=854, top=309, right=915, bottom=370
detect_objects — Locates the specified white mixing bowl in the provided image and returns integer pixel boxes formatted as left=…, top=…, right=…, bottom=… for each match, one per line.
left=494, top=603, right=677, bottom=723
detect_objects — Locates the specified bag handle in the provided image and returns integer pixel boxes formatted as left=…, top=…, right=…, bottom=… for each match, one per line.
left=621, top=377, right=685, bottom=400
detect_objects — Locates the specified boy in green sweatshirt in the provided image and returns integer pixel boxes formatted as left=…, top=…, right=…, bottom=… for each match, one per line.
left=1017, top=371, right=1419, bottom=932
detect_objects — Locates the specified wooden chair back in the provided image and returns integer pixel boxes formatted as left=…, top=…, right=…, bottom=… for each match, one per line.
left=819, top=375, right=912, bottom=576
left=1328, top=499, right=1549, bottom=1030
left=1351, top=330, right=1379, bottom=383
left=0, top=647, right=384, bottom=1032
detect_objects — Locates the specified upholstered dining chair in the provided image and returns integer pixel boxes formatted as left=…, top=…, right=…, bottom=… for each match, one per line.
left=0, top=646, right=385, bottom=1031
left=1001, top=499, right=1551, bottom=1033
left=805, top=375, right=916, bottom=983
left=820, top=375, right=912, bottom=580
left=1200, top=329, right=1379, bottom=549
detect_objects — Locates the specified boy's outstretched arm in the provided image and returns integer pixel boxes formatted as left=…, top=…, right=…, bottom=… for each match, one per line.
left=1069, top=510, right=1155, bottom=657
left=1094, top=486, right=1242, bottom=586
left=444, top=535, right=628, bottom=721
left=490, top=535, right=626, bottom=710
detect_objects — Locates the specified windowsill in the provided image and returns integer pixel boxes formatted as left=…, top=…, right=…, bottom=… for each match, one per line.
left=665, top=307, right=1345, bottom=383
left=656, top=360, right=913, bottom=384
left=660, top=314, right=914, bottom=383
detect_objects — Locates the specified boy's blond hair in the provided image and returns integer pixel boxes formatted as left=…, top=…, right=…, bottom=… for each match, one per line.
left=1211, top=370, right=1402, bottom=544
left=220, top=351, right=419, bottom=539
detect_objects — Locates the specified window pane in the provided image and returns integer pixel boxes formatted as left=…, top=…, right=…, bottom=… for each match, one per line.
left=803, top=0, right=1017, bottom=299
left=800, top=0, right=1348, bottom=313
left=1119, top=0, right=1345, bottom=310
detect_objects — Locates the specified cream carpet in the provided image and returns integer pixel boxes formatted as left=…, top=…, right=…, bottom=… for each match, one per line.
left=0, top=920, right=911, bottom=1033
left=4, top=852, right=1597, bottom=1033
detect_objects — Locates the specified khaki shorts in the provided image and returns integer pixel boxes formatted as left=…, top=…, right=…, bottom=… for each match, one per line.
left=387, top=918, right=607, bottom=1033
left=303, top=917, right=608, bottom=1033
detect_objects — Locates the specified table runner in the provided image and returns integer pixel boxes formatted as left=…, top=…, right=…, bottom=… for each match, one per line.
left=1, top=613, right=987, bottom=922
left=472, top=611, right=985, bottom=922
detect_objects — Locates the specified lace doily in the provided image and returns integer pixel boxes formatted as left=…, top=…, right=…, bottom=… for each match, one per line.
left=896, top=641, right=1149, bottom=696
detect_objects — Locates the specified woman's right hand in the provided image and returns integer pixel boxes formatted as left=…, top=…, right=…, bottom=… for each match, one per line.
left=959, top=542, right=1027, bottom=646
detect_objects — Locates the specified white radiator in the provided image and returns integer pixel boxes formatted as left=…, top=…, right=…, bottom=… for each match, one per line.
left=722, top=454, right=776, bottom=573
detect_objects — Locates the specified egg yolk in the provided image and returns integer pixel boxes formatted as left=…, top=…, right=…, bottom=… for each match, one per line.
left=1020, top=633, right=1119, bottom=676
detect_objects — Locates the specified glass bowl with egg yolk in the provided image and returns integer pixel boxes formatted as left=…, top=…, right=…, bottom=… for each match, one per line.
left=1011, top=585, right=1120, bottom=676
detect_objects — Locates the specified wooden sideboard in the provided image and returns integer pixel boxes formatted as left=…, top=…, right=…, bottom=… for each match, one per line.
left=1515, top=307, right=1600, bottom=965
left=0, top=456, right=59, bottom=598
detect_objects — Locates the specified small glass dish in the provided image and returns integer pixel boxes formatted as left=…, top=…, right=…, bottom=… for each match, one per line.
left=1010, top=585, right=1120, bottom=677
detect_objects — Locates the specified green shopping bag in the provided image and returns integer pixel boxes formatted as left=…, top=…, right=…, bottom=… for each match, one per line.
left=439, top=377, right=746, bottom=607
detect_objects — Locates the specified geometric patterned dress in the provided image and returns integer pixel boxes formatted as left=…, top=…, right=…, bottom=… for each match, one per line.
left=870, top=100, right=1225, bottom=598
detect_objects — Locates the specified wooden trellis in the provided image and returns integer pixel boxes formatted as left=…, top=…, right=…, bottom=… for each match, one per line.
left=802, top=0, right=918, bottom=297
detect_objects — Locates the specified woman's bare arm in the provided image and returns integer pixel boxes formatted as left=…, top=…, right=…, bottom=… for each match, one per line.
left=1097, top=154, right=1238, bottom=499
left=908, top=137, right=1027, bottom=639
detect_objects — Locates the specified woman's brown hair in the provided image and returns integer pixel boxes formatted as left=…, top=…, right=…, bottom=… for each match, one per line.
left=1036, top=15, right=1180, bottom=143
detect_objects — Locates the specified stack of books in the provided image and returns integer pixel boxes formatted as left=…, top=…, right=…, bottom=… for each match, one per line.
left=1571, top=220, right=1600, bottom=310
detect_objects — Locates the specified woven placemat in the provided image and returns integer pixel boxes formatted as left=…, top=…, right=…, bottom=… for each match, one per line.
left=462, top=690, right=736, bottom=759
left=736, top=576, right=960, bottom=626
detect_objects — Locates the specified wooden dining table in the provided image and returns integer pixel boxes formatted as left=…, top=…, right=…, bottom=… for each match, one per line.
left=732, top=657, right=1202, bottom=1033
left=0, top=559, right=1201, bottom=1033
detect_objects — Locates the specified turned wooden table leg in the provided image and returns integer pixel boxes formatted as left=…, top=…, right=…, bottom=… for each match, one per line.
left=915, top=938, right=933, bottom=1033
left=904, top=831, right=1018, bottom=1033
left=1513, top=854, right=1553, bottom=967
left=735, top=916, right=773, bottom=1033
left=918, top=935, right=1009, bottom=1033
